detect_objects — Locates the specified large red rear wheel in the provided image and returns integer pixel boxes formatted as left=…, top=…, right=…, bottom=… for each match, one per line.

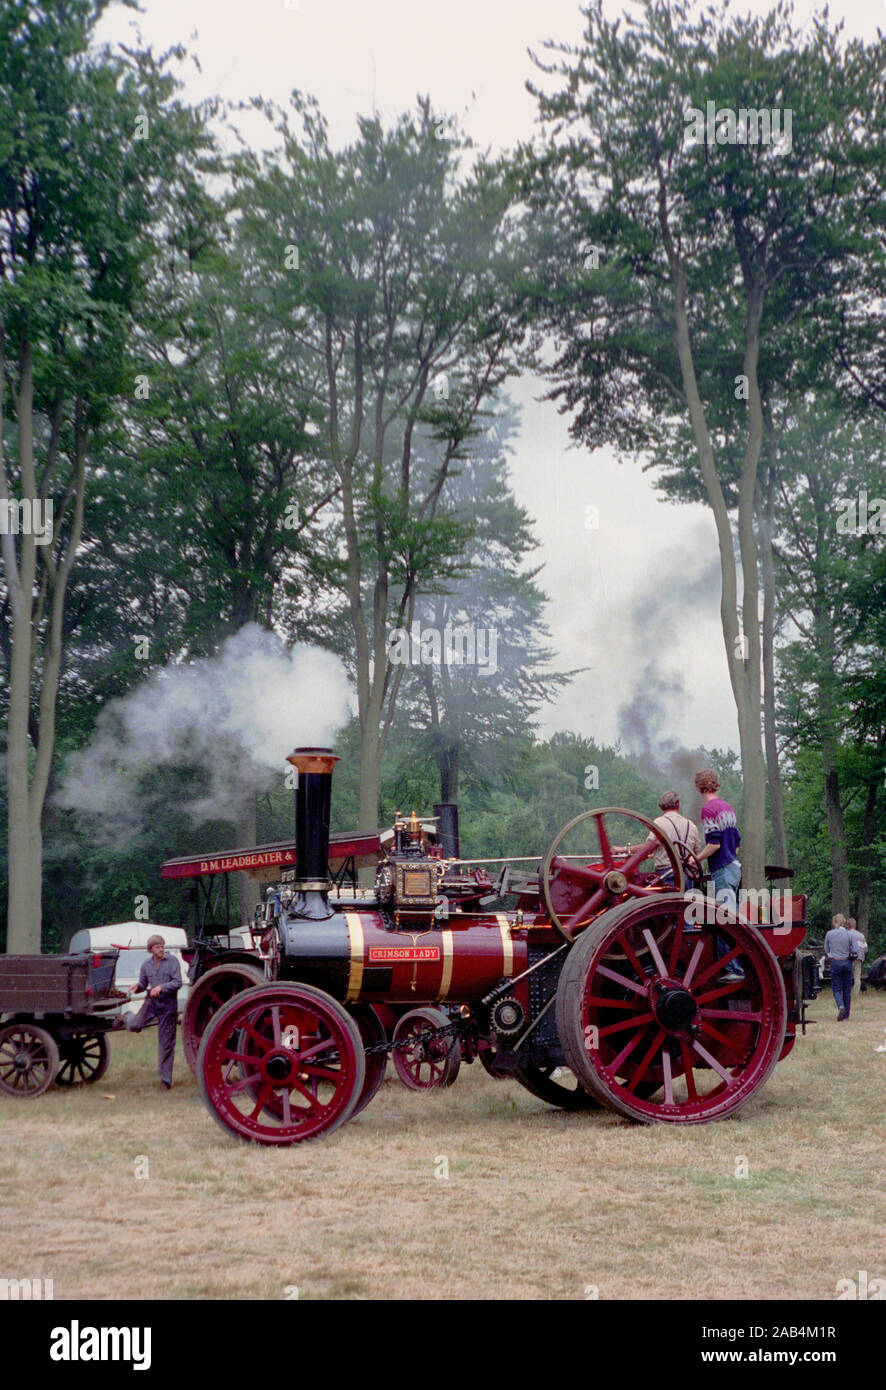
left=197, top=984, right=364, bottom=1144
left=555, top=894, right=787, bottom=1124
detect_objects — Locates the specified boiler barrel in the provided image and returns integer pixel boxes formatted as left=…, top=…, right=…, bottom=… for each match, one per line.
left=278, top=909, right=527, bottom=1005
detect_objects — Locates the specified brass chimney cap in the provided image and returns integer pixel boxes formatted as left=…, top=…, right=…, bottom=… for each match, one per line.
left=285, top=747, right=340, bottom=775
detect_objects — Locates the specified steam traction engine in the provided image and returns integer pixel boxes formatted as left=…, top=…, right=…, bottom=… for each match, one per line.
left=194, top=748, right=812, bottom=1144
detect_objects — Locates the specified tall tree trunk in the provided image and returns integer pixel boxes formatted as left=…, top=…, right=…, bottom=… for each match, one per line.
left=357, top=719, right=382, bottom=887
left=758, top=464, right=787, bottom=865
left=3, top=344, right=41, bottom=952
left=437, top=742, right=459, bottom=803
left=821, top=741, right=851, bottom=915
left=666, top=242, right=767, bottom=886
left=855, top=776, right=879, bottom=935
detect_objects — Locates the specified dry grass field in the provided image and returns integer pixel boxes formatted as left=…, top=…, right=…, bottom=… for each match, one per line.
left=2, top=992, right=885, bottom=1301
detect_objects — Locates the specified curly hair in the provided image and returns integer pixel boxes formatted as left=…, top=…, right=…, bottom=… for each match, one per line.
left=694, top=769, right=719, bottom=794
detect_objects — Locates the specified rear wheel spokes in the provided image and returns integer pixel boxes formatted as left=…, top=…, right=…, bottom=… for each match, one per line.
left=559, top=896, right=787, bottom=1123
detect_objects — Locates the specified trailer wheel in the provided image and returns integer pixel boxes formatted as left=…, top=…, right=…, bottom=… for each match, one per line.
left=56, top=1033, right=109, bottom=1085
left=0, top=1022, right=60, bottom=1098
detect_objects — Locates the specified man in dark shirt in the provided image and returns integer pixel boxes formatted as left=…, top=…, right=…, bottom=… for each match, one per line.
left=125, top=935, right=182, bottom=1088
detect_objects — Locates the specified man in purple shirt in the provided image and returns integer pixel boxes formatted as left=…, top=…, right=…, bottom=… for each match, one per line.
left=694, top=769, right=744, bottom=979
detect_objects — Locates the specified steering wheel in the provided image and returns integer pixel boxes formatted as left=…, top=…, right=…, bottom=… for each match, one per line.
left=677, top=847, right=706, bottom=885
left=541, top=807, right=684, bottom=943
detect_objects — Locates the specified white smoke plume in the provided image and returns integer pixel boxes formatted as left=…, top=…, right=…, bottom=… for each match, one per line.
left=55, top=625, right=352, bottom=843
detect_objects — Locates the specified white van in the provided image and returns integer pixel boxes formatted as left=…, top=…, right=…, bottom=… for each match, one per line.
left=68, top=923, right=191, bottom=1017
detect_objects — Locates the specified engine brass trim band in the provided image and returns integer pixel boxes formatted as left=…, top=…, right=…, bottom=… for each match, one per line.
left=438, top=929, right=454, bottom=1002
left=497, top=914, right=514, bottom=976
left=344, top=912, right=365, bottom=1002
left=286, top=750, right=341, bottom=775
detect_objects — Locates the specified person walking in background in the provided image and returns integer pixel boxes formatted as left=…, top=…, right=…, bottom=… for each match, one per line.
left=692, top=768, right=744, bottom=978
left=846, top=917, right=867, bottom=998
left=823, top=913, right=854, bottom=1021
left=126, top=933, right=182, bottom=1087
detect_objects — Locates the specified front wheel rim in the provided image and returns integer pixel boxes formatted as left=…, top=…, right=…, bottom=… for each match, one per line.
left=198, top=985, right=364, bottom=1144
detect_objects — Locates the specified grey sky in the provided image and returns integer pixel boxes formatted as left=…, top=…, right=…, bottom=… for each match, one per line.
left=96, top=0, right=876, bottom=759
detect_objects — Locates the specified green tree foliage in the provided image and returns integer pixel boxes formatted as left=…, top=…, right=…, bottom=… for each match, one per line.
left=516, top=0, right=886, bottom=886
left=0, top=0, right=218, bottom=948
left=232, top=95, right=532, bottom=833
left=388, top=397, right=575, bottom=802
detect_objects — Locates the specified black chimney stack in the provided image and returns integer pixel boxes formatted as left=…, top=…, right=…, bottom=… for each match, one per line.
left=287, top=747, right=339, bottom=919
left=434, top=802, right=460, bottom=861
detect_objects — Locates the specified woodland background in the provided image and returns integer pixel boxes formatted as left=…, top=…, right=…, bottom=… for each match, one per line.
left=1, top=0, right=885, bottom=954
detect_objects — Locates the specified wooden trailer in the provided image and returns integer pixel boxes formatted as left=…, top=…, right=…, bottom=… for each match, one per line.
left=0, top=951, right=123, bottom=1098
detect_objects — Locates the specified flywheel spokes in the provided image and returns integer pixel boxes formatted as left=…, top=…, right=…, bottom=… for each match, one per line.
left=542, top=807, right=684, bottom=942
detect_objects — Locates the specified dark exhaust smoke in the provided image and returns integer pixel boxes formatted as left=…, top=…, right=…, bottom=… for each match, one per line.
left=434, top=803, right=461, bottom=860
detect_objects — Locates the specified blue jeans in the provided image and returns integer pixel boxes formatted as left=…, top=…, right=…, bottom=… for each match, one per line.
left=712, top=859, right=741, bottom=913
left=712, top=859, right=742, bottom=964
left=830, top=959, right=853, bottom=1018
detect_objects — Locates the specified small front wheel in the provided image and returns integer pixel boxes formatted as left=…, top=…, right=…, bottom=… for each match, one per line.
left=392, top=1008, right=461, bottom=1090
